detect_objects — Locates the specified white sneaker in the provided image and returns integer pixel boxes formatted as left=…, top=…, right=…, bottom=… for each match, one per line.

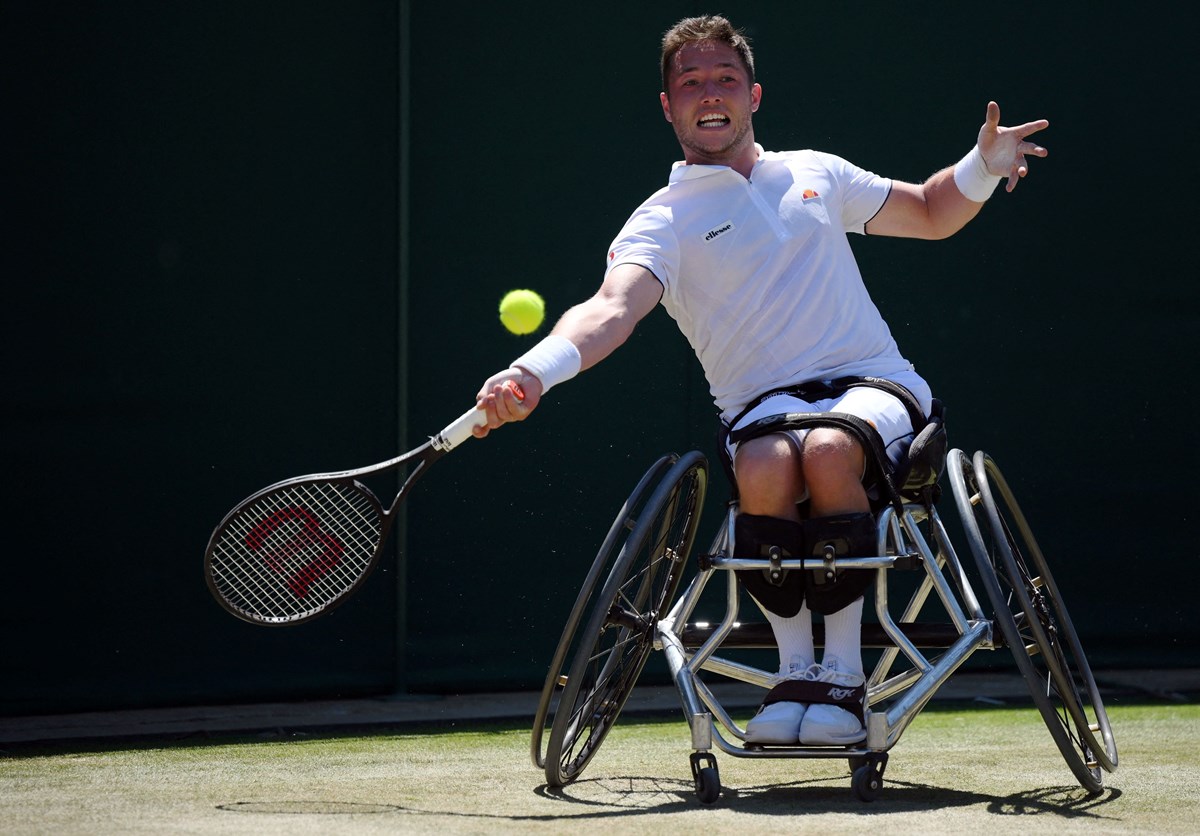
left=744, top=701, right=807, bottom=744
left=744, top=657, right=812, bottom=745
left=797, top=657, right=867, bottom=745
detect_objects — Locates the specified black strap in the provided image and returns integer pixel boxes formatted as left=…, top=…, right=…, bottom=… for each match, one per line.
left=725, top=376, right=927, bottom=437
left=761, top=677, right=866, bottom=724
left=719, top=375, right=927, bottom=514
left=841, top=376, right=928, bottom=436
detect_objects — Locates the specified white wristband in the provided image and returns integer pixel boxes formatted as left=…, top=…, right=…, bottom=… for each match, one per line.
left=953, top=144, right=1002, bottom=202
left=511, top=334, right=581, bottom=394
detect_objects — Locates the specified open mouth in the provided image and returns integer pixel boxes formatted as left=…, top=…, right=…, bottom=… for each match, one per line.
left=697, top=112, right=730, bottom=129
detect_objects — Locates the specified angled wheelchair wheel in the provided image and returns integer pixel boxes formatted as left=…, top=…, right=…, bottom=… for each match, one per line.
left=530, top=454, right=676, bottom=771
left=949, top=449, right=1117, bottom=794
left=541, top=451, right=707, bottom=787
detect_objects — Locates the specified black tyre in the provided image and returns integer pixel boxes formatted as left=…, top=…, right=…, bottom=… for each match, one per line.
left=695, top=766, right=721, bottom=804
left=850, top=753, right=887, bottom=801
left=851, top=762, right=883, bottom=801
left=949, top=449, right=1118, bottom=793
left=542, top=451, right=707, bottom=787
left=690, top=752, right=721, bottom=804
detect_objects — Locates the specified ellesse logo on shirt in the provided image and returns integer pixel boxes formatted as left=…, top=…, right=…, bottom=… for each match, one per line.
left=704, top=221, right=735, bottom=242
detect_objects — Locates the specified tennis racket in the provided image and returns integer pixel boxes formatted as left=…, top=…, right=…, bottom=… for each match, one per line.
left=204, top=383, right=522, bottom=626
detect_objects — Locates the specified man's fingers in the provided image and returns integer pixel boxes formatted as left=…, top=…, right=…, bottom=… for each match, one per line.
left=1005, top=159, right=1032, bottom=192
left=490, top=382, right=530, bottom=423
left=1014, top=118, right=1050, bottom=139
left=976, top=102, right=1048, bottom=191
left=983, top=100, right=1002, bottom=131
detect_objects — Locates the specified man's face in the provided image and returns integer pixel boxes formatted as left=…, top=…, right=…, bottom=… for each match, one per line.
left=660, top=40, right=761, bottom=165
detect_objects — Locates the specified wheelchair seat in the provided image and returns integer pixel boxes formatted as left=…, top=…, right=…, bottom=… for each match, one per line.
left=895, top=397, right=947, bottom=501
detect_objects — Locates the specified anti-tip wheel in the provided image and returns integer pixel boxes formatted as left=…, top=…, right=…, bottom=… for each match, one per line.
left=691, top=753, right=721, bottom=805
left=851, top=754, right=887, bottom=802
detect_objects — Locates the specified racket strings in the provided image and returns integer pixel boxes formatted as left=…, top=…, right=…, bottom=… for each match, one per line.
left=209, top=481, right=383, bottom=622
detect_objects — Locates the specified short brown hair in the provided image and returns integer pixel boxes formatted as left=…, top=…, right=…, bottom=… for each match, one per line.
left=660, top=15, right=755, bottom=94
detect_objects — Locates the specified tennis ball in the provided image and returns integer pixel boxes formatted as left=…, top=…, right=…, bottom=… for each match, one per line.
left=498, top=289, right=545, bottom=335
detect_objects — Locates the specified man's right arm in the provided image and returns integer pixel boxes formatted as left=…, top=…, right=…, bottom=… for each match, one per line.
left=473, top=263, right=664, bottom=433
left=554, top=263, right=665, bottom=372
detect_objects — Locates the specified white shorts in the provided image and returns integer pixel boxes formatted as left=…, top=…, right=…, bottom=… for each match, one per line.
left=724, top=372, right=932, bottom=496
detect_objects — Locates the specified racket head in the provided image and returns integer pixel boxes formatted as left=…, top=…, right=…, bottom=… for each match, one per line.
left=204, top=478, right=389, bottom=625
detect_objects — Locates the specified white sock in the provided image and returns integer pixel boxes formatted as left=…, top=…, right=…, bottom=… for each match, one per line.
left=755, top=599, right=814, bottom=675
left=821, top=596, right=865, bottom=678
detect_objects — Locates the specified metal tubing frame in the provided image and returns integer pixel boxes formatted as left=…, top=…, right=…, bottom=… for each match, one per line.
left=657, top=497, right=997, bottom=760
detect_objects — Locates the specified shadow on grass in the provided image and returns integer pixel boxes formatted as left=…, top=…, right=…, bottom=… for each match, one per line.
left=303, top=775, right=1122, bottom=825
left=528, top=777, right=1123, bottom=820
left=528, top=775, right=1123, bottom=821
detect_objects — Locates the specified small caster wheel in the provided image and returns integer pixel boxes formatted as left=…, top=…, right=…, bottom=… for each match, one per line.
left=690, top=752, right=721, bottom=805
left=848, top=756, right=868, bottom=775
left=851, top=753, right=888, bottom=802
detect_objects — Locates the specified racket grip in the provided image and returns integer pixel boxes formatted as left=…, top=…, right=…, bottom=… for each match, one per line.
left=432, top=381, right=525, bottom=452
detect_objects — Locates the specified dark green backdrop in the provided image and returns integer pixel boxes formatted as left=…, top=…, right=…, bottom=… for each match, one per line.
left=3, top=1, right=1195, bottom=716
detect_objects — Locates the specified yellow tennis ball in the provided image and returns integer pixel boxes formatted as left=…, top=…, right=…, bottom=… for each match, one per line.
left=498, top=289, right=545, bottom=335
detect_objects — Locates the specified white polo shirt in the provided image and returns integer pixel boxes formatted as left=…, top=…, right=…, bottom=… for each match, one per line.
left=606, top=146, right=929, bottom=420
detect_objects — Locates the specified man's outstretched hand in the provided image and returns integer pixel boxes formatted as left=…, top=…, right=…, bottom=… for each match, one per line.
left=977, top=101, right=1049, bottom=192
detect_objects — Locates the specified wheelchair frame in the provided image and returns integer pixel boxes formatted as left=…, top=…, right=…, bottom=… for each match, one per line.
left=531, top=442, right=1118, bottom=804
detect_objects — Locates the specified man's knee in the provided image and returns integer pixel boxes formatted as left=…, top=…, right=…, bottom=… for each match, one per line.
left=735, top=434, right=799, bottom=481
left=802, top=428, right=865, bottom=483
left=734, top=434, right=804, bottom=515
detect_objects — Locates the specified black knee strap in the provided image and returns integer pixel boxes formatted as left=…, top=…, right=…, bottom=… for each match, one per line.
left=804, top=512, right=876, bottom=615
left=760, top=677, right=866, bottom=724
left=734, top=514, right=807, bottom=618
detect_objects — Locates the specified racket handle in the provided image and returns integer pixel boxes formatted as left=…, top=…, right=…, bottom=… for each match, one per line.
left=432, top=381, right=525, bottom=452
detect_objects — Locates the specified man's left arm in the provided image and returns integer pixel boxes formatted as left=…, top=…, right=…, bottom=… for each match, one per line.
left=866, top=101, right=1049, bottom=240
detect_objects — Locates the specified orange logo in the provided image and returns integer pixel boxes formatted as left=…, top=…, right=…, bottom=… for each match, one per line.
left=802, top=189, right=820, bottom=200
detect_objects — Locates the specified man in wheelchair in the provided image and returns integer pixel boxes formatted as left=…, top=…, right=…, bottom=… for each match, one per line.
left=472, top=14, right=1048, bottom=747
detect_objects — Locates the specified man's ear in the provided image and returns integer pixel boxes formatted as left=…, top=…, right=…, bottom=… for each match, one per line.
left=660, top=91, right=673, bottom=123
left=750, top=82, right=762, bottom=113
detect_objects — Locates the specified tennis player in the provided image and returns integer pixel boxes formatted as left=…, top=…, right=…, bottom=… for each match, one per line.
left=473, top=14, right=1048, bottom=746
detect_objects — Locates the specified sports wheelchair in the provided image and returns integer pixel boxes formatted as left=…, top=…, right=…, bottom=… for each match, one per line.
left=530, top=402, right=1118, bottom=803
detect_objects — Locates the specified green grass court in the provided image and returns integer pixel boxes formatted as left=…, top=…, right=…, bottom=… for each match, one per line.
left=2, top=701, right=1196, bottom=834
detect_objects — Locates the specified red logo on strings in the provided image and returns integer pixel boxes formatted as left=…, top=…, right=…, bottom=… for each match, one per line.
left=246, top=507, right=345, bottom=598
